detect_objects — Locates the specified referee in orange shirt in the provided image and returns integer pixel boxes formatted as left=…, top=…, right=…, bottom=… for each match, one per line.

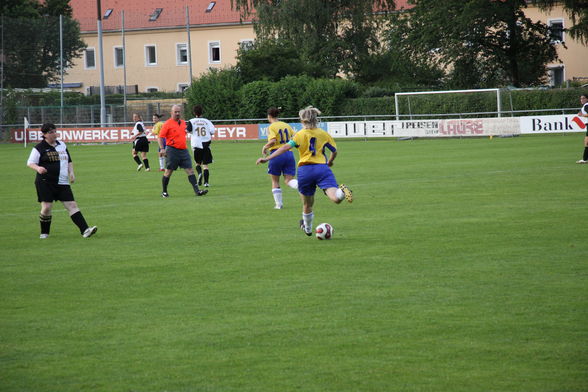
left=158, top=104, right=208, bottom=198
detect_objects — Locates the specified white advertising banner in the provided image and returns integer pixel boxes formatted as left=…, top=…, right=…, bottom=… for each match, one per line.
left=11, top=115, right=584, bottom=143
left=519, top=114, right=587, bottom=134
left=327, top=121, right=396, bottom=137
left=328, top=117, right=520, bottom=138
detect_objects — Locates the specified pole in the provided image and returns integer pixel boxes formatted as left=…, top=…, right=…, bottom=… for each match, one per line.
left=97, top=0, right=106, bottom=126
left=0, top=15, right=4, bottom=127
left=122, top=10, right=127, bottom=124
left=24, top=117, right=29, bottom=148
left=496, top=88, right=502, bottom=118
left=59, top=15, right=64, bottom=126
left=186, top=6, right=193, bottom=87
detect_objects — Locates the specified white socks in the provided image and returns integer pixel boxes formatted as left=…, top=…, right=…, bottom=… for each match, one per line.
left=272, top=180, right=298, bottom=209
left=159, top=157, right=165, bottom=170
left=302, top=212, right=314, bottom=234
left=336, top=188, right=345, bottom=201
left=272, top=188, right=283, bottom=208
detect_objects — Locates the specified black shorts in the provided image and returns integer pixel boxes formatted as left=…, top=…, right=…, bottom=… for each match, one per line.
left=165, top=146, right=192, bottom=170
left=193, top=142, right=213, bottom=164
left=133, top=137, right=149, bottom=152
left=35, top=180, right=75, bottom=203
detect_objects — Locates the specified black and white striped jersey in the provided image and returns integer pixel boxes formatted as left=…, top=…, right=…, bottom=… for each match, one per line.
left=132, top=121, right=147, bottom=138
left=27, top=140, right=72, bottom=185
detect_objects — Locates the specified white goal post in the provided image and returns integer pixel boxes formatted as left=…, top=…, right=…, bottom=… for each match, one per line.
left=394, top=88, right=502, bottom=120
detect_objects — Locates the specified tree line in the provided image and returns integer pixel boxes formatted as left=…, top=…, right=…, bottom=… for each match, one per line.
left=229, top=0, right=587, bottom=89
left=1, top=1, right=586, bottom=91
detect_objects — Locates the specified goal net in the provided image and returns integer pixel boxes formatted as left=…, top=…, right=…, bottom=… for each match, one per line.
left=394, top=88, right=502, bottom=120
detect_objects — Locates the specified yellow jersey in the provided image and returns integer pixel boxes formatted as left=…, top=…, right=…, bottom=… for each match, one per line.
left=151, top=121, right=164, bottom=136
left=267, top=121, right=295, bottom=151
left=290, top=127, right=337, bottom=166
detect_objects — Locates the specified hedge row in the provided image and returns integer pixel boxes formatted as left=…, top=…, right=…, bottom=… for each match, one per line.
left=185, top=71, right=360, bottom=120
left=340, top=88, right=586, bottom=118
left=185, top=69, right=586, bottom=120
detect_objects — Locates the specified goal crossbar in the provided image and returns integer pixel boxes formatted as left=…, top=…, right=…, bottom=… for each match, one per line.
left=394, top=88, right=502, bottom=120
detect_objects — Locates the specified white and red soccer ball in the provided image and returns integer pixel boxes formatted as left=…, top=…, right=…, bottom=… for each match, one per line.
left=315, top=223, right=334, bottom=240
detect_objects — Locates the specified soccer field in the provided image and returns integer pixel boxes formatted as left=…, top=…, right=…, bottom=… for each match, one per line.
left=0, top=135, right=586, bottom=391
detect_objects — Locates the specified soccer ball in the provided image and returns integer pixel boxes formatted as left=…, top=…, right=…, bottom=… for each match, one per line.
left=315, top=223, right=334, bottom=240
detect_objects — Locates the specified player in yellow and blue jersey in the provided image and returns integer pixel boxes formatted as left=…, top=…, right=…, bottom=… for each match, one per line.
left=261, top=107, right=298, bottom=209
left=151, top=113, right=165, bottom=171
left=256, top=106, right=352, bottom=236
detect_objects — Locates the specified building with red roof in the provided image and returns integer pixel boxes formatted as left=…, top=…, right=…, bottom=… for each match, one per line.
left=64, top=0, right=257, bottom=95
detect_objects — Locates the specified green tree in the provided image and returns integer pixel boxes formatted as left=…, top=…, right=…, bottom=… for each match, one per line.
left=389, top=0, right=558, bottom=88
left=534, top=0, right=588, bottom=43
left=1, top=0, right=85, bottom=88
left=185, top=68, right=243, bottom=120
left=356, top=18, right=445, bottom=89
left=236, top=40, right=311, bottom=84
left=231, top=0, right=396, bottom=79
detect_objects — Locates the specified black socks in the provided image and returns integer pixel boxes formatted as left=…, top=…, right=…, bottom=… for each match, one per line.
left=162, top=175, right=170, bottom=193
left=40, top=214, right=52, bottom=235
left=70, top=211, right=89, bottom=234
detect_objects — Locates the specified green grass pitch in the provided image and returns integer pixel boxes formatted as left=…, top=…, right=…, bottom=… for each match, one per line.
left=0, top=135, right=586, bottom=391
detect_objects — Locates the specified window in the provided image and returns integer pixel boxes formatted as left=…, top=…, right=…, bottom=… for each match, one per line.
left=145, top=45, right=157, bottom=66
left=206, top=1, right=216, bottom=12
left=104, top=8, right=113, bottom=19
left=549, top=19, right=564, bottom=43
left=85, top=48, right=95, bottom=69
left=549, top=66, right=564, bottom=87
left=176, top=43, right=188, bottom=65
left=146, top=87, right=159, bottom=93
left=149, top=8, right=163, bottom=21
left=239, top=39, right=254, bottom=51
left=209, top=41, right=221, bottom=63
left=177, top=83, right=189, bottom=92
left=114, top=47, right=124, bottom=68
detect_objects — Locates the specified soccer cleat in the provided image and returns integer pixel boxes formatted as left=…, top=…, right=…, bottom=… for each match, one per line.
left=196, top=189, right=208, bottom=196
left=204, top=183, right=210, bottom=187
left=136, top=163, right=143, bottom=171
left=161, top=192, right=170, bottom=198
left=274, top=204, right=283, bottom=210
left=339, top=184, right=353, bottom=203
left=576, top=159, right=587, bottom=164
left=159, top=168, right=165, bottom=172
left=299, top=219, right=312, bottom=236
left=145, top=168, right=151, bottom=172
left=39, top=233, right=49, bottom=239
left=82, top=226, right=98, bottom=238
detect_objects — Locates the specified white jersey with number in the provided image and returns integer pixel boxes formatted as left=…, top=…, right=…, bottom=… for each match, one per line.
left=188, top=117, right=215, bottom=149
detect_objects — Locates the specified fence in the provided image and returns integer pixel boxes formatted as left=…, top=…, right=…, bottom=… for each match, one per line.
left=1, top=106, right=583, bottom=143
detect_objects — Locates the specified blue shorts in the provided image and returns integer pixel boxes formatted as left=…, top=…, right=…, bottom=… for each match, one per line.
left=297, top=164, right=338, bottom=196
left=268, top=150, right=296, bottom=177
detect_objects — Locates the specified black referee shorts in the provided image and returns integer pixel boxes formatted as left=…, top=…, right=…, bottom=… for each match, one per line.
left=35, top=180, right=75, bottom=203
left=165, top=146, right=193, bottom=170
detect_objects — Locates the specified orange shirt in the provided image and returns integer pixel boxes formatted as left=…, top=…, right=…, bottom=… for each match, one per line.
left=160, top=119, right=188, bottom=149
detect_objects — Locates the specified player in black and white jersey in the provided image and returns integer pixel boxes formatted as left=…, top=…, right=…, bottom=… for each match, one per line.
left=130, top=113, right=151, bottom=171
left=27, top=123, right=97, bottom=239
left=576, top=94, right=588, bottom=164
left=186, top=105, right=215, bottom=187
